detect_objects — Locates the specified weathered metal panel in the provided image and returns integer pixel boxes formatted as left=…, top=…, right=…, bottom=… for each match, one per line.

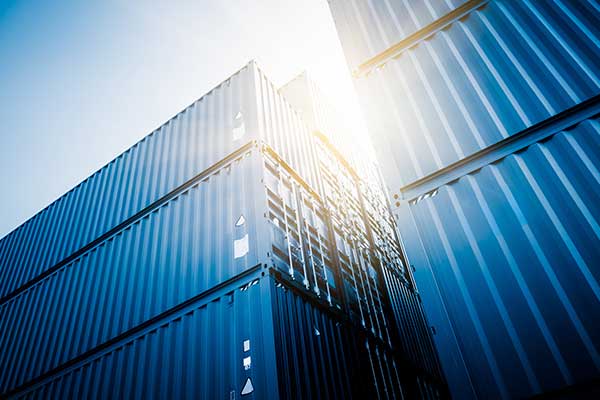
left=399, top=115, right=600, bottom=398
left=328, top=0, right=469, bottom=69
left=0, top=61, right=320, bottom=301
left=7, top=273, right=279, bottom=400
left=332, top=0, right=600, bottom=188
left=0, top=149, right=269, bottom=394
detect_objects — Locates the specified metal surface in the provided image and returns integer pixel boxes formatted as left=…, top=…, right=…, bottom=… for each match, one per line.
left=0, top=63, right=258, bottom=298
left=1, top=62, right=447, bottom=398
left=328, top=0, right=600, bottom=398
left=269, top=272, right=440, bottom=399
left=354, top=0, right=487, bottom=77
left=276, top=74, right=447, bottom=391
left=279, top=72, right=359, bottom=170
left=332, top=0, right=600, bottom=187
left=0, top=148, right=267, bottom=393
left=7, top=271, right=443, bottom=400
left=400, top=95, right=600, bottom=201
left=7, top=269, right=276, bottom=400
left=382, top=266, right=443, bottom=382
left=327, top=0, right=469, bottom=69
left=279, top=74, right=446, bottom=385
left=2, top=140, right=447, bottom=398
left=398, top=115, right=600, bottom=399
left=254, top=66, right=323, bottom=195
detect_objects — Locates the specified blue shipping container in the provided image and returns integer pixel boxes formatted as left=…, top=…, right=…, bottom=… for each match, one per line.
left=329, top=0, right=600, bottom=398
left=0, top=62, right=447, bottom=398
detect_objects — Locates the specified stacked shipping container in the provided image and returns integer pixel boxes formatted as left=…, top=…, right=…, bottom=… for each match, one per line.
left=280, top=75, right=445, bottom=385
left=0, top=61, right=446, bottom=398
left=328, top=0, right=600, bottom=398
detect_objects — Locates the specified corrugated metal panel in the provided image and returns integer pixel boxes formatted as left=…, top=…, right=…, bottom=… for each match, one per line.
left=333, top=0, right=600, bottom=188
left=382, top=266, right=443, bottom=382
left=254, top=67, right=323, bottom=196
left=0, top=149, right=268, bottom=393
left=0, top=61, right=320, bottom=301
left=7, top=271, right=444, bottom=400
left=307, top=119, right=446, bottom=385
left=262, top=133, right=447, bottom=396
left=270, top=277, right=398, bottom=399
left=328, top=0, right=469, bottom=68
left=398, top=115, right=600, bottom=399
left=8, top=273, right=278, bottom=400
left=263, top=144, right=393, bottom=346
left=0, top=63, right=260, bottom=298
left=279, top=72, right=387, bottom=190
left=262, top=149, right=342, bottom=308
left=279, top=72, right=357, bottom=168
left=271, top=283, right=356, bottom=399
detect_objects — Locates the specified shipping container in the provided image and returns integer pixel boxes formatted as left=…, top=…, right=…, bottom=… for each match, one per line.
left=6, top=267, right=276, bottom=400
left=5, top=272, right=440, bottom=400
left=2, top=142, right=446, bottom=398
left=0, top=148, right=267, bottom=392
left=0, top=61, right=321, bottom=300
left=279, top=72, right=359, bottom=170
left=327, top=0, right=469, bottom=69
left=280, top=73, right=445, bottom=384
left=329, top=0, right=600, bottom=398
left=397, top=112, right=600, bottom=399
left=1, top=63, right=447, bottom=398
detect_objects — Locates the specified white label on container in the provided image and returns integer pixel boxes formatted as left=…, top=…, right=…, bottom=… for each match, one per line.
left=234, top=234, right=249, bottom=259
left=243, top=339, right=251, bottom=352
left=243, top=356, right=251, bottom=370
left=232, top=112, right=246, bottom=141
left=235, top=215, right=246, bottom=227
left=241, top=378, right=254, bottom=395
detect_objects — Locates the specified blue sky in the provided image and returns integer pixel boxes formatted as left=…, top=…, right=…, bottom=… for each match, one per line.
left=0, top=0, right=363, bottom=238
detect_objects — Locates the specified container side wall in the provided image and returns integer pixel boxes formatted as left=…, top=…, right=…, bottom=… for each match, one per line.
left=0, top=60, right=324, bottom=302
left=0, top=64, right=261, bottom=298
left=382, top=266, right=443, bottom=382
left=270, top=272, right=447, bottom=399
left=279, top=72, right=360, bottom=169
left=400, top=115, right=600, bottom=398
left=328, top=0, right=469, bottom=69
left=335, top=0, right=600, bottom=187
left=253, top=66, right=323, bottom=196
left=329, top=0, right=600, bottom=397
left=0, top=150, right=269, bottom=394
left=394, top=203, right=477, bottom=399
left=8, top=276, right=278, bottom=400
left=270, top=275, right=412, bottom=400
